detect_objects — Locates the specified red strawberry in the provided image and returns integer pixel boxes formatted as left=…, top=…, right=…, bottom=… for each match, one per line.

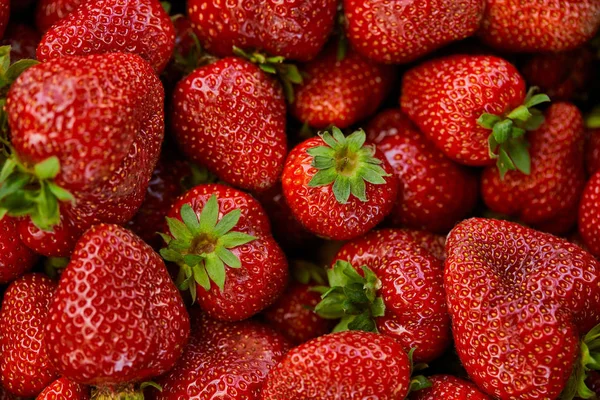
left=587, top=128, right=600, bottom=176
left=291, top=47, right=395, bottom=129
left=366, top=109, right=478, bottom=233
left=315, top=228, right=450, bottom=364
left=35, top=0, right=85, bottom=33
left=401, top=54, right=550, bottom=176
left=579, top=171, right=600, bottom=258
left=187, top=0, right=337, bottom=61
left=45, top=224, right=190, bottom=389
left=0, top=274, right=57, bottom=397
left=480, top=0, right=600, bottom=52
left=37, top=378, right=89, bottom=400
left=37, top=0, right=176, bottom=73
left=481, top=103, right=586, bottom=234
left=171, top=57, right=287, bottom=192
left=409, top=375, right=490, bottom=400
left=160, top=183, right=288, bottom=321
left=0, top=217, right=38, bottom=283
left=282, top=127, right=398, bottom=240
left=1, top=24, right=40, bottom=62
left=151, top=312, right=291, bottom=399
left=344, top=0, right=485, bottom=64
left=402, top=229, right=446, bottom=262
left=445, top=218, right=600, bottom=399
left=262, top=330, right=412, bottom=399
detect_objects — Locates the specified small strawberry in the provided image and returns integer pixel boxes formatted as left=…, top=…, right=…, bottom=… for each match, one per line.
left=45, top=224, right=190, bottom=390
left=401, top=54, right=550, bottom=176
left=37, top=0, right=176, bottom=73
left=0, top=274, right=57, bottom=397
left=579, top=171, right=600, bottom=259
left=586, top=128, right=600, bottom=176
left=37, top=378, right=89, bottom=400
left=480, top=0, right=600, bottom=52
left=445, top=218, right=600, bottom=399
left=344, top=0, right=485, bottom=64
left=409, top=375, right=490, bottom=400
left=35, top=0, right=85, bottom=33
left=1, top=24, right=40, bottom=62
left=366, top=109, right=478, bottom=233
left=160, top=184, right=288, bottom=321
left=291, top=47, right=395, bottom=129
left=0, top=217, right=38, bottom=283
left=481, top=102, right=586, bottom=234
left=281, top=127, right=398, bottom=240
left=171, top=57, right=287, bottom=192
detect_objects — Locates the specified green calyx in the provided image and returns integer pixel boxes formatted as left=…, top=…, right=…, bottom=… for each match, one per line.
left=232, top=46, right=303, bottom=103
left=291, top=259, right=327, bottom=285
left=44, top=257, right=70, bottom=279
left=314, top=260, right=385, bottom=333
left=160, top=195, right=256, bottom=302
left=91, top=382, right=162, bottom=400
left=307, top=127, right=390, bottom=204
left=477, top=87, right=550, bottom=179
left=561, top=323, right=600, bottom=400
left=407, top=348, right=432, bottom=393
left=587, top=106, right=600, bottom=129
left=171, top=28, right=215, bottom=77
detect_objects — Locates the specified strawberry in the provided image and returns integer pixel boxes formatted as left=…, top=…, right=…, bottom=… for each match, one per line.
left=0, top=217, right=38, bottom=283
left=150, top=312, right=291, bottom=399
left=281, top=127, right=398, bottom=240
left=37, top=378, right=89, bottom=400
left=160, top=183, right=288, bottom=321
left=261, top=330, right=413, bottom=399
left=445, top=218, right=600, bottom=399
left=35, top=0, right=85, bottom=33
left=343, top=0, right=485, bottom=64
left=0, top=274, right=57, bottom=397
left=37, top=0, right=176, bottom=73
left=291, top=47, right=395, bottom=129
left=171, top=57, right=287, bottom=192
left=587, top=128, right=600, bottom=176
left=579, top=171, right=600, bottom=259
left=402, top=229, right=446, bottom=262
left=45, top=224, right=190, bottom=390
left=401, top=54, right=550, bottom=176
left=315, top=228, right=450, bottom=364
left=409, top=375, right=490, bottom=400
left=366, top=109, right=479, bottom=233
left=1, top=24, right=40, bottom=62
left=187, top=0, right=337, bottom=62
left=480, top=0, right=600, bottom=52
left=481, top=103, right=586, bottom=234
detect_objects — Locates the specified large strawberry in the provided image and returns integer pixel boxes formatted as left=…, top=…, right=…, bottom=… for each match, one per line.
left=37, top=378, right=89, bottom=400
left=282, top=127, right=398, bottom=240
left=344, top=0, right=485, bottom=64
left=401, top=54, right=549, bottom=176
left=35, top=0, right=85, bottom=33
left=171, top=57, right=287, bottom=192
left=579, top=171, right=600, bottom=259
left=445, top=218, right=600, bottom=399
left=0, top=217, right=38, bottom=283
left=37, top=0, right=175, bottom=73
left=409, top=375, right=490, bottom=400
left=480, top=0, right=600, bottom=52
left=366, top=109, right=478, bottom=233
left=481, top=103, right=586, bottom=234
left=0, top=274, right=57, bottom=397
left=45, top=224, right=190, bottom=391
left=160, top=183, right=288, bottom=321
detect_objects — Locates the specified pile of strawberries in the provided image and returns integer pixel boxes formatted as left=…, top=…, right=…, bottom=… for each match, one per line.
left=0, top=0, right=599, bottom=399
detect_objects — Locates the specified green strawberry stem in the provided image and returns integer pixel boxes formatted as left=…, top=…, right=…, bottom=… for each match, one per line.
left=477, top=87, right=550, bottom=179
left=160, top=194, right=256, bottom=302
left=407, top=348, right=432, bottom=393
left=587, top=106, right=600, bottom=129
left=561, top=322, right=600, bottom=399
left=307, top=127, right=390, bottom=204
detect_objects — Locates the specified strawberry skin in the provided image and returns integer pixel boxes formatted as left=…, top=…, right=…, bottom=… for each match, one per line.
left=481, top=103, right=586, bottom=234
left=1, top=24, right=40, bottom=62
left=37, top=378, right=89, bottom=400
left=344, top=0, right=485, bottom=64
left=35, top=0, right=85, bottom=33
left=262, top=330, right=411, bottom=399
left=0, top=217, right=38, bottom=283
left=367, top=109, right=478, bottom=233
left=0, top=274, right=58, bottom=397
left=480, top=0, right=600, bottom=52
left=587, top=128, right=600, bottom=176
left=172, top=57, right=287, bottom=192
left=579, top=171, right=600, bottom=259
left=45, top=224, right=190, bottom=386
left=445, top=218, right=600, bottom=399
left=36, top=0, right=175, bottom=73
left=187, top=0, right=337, bottom=61
left=409, top=375, right=491, bottom=400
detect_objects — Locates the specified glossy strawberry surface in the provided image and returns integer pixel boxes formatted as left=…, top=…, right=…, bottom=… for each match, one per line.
left=37, top=378, right=89, bottom=400
left=0, top=217, right=38, bottom=283
left=409, top=375, right=491, bottom=400
left=35, top=0, right=85, bottom=33
left=579, top=171, right=600, bottom=259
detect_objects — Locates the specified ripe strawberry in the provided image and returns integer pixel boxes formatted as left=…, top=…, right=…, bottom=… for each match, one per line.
left=401, top=54, right=549, bottom=176
left=579, top=171, right=600, bottom=259
left=587, top=128, right=600, bottom=175
left=187, top=0, right=337, bottom=61
left=0, top=274, right=57, bottom=397
left=150, top=312, right=291, bottom=399
left=445, top=218, right=600, bottom=399
left=35, top=0, right=85, bottom=33
left=480, top=0, right=600, bottom=52
left=160, top=183, right=288, bottom=321
left=37, top=0, right=176, bottom=73
left=366, top=109, right=478, bottom=233
left=45, top=224, right=190, bottom=389
left=481, top=103, right=586, bottom=234
left=409, top=375, right=490, bottom=400
left=344, top=0, right=485, bottom=64
left=315, top=228, right=450, bottom=364
left=262, top=330, right=412, bottom=399
left=402, top=229, right=446, bottom=262
left=282, top=128, right=398, bottom=240
left=37, top=378, right=89, bottom=400
left=171, top=57, right=287, bottom=192
left=0, top=217, right=38, bottom=283
left=291, top=47, right=395, bottom=129
left=1, top=24, right=40, bottom=62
